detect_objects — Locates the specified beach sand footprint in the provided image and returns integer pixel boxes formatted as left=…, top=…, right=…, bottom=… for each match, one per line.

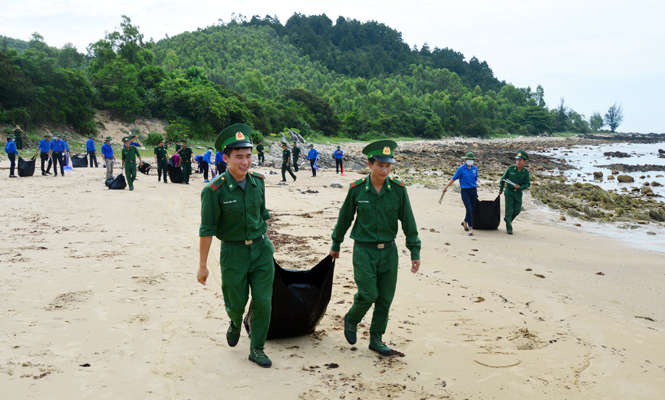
left=508, top=328, right=545, bottom=351
left=45, top=290, right=92, bottom=311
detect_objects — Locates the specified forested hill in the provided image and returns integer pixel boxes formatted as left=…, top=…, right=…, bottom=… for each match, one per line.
left=1, top=35, right=28, bottom=52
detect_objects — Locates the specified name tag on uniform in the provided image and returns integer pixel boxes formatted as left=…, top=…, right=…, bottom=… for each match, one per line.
left=358, top=200, right=370, bottom=203
left=223, top=200, right=237, bottom=204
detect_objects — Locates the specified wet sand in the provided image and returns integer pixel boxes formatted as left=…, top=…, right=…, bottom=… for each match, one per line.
left=1, top=161, right=664, bottom=399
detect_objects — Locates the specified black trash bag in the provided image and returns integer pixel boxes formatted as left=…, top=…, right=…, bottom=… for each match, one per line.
left=244, top=255, right=335, bottom=340
left=105, top=176, right=114, bottom=188
left=17, top=156, right=36, bottom=177
left=108, top=174, right=127, bottom=190
left=472, top=195, right=501, bottom=230
left=138, top=162, right=151, bottom=175
left=168, top=157, right=176, bottom=168
left=168, top=164, right=183, bottom=183
left=71, top=154, right=88, bottom=168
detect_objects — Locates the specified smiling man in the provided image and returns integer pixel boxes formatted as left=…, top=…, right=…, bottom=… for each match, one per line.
left=329, top=140, right=421, bottom=356
left=197, top=123, right=275, bottom=368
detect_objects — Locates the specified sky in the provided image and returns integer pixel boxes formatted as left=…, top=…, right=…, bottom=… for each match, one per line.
left=3, top=0, right=664, bottom=133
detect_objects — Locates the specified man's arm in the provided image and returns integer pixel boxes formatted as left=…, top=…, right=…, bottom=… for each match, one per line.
left=330, top=187, right=357, bottom=258
left=398, top=188, right=421, bottom=267
left=499, top=168, right=509, bottom=194
left=198, top=236, right=213, bottom=284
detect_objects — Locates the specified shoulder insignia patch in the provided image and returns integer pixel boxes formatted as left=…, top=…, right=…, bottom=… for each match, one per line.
left=389, top=177, right=405, bottom=187
left=250, top=171, right=265, bottom=179
left=211, top=176, right=226, bottom=192
left=350, top=177, right=366, bottom=188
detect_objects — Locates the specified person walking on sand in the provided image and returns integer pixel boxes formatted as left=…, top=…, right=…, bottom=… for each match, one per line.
left=202, top=147, right=213, bottom=182
left=34, top=133, right=52, bottom=175
left=499, top=150, right=531, bottom=235
left=292, top=142, right=301, bottom=172
left=256, top=141, right=265, bottom=165
left=442, top=152, right=479, bottom=237
left=154, top=139, right=168, bottom=184
left=333, top=146, right=344, bottom=174
left=175, top=140, right=193, bottom=184
left=198, top=123, right=275, bottom=368
left=86, top=135, right=99, bottom=168
left=5, top=134, right=19, bottom=178
left=101, top=137, right=115, bottom=180
left=49, top=134, right=67, bottom=177
left=306, top=143, right=318, bottom=177
left=330, top=140, right=421, bottom=357
left=280, top=142, right=297, bottom=183
left=121, top=136, right=142, bottom=191
left=13, top=125, right=24, bottom=150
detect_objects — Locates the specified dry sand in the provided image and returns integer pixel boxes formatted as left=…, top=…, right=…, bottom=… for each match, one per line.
left=1, top=159, right=664, bottom=399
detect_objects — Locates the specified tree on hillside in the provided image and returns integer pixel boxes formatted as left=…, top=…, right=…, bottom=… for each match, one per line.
left=589, top=111, right=604, bottom=130
left=604, top=102, right=623, bottom=133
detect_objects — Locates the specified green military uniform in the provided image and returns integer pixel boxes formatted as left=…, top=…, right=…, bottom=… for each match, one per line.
left=179, top=144, right=193, bottom=184
left=499, top=150, right=531, bottom=234
left=154, top=144, right=168, bottom=183
left=199, top=123, right=275, bottom=368
left=13, top=128, right=23, bottom=150
left=331, top=140, right=421, bottom=355
left=121, top=137, right=141, bottom=190
left=175, top=143, right=182, bottom=152
left=281, top=145, right=296, bottom=182
left=292, top=145, right=301, bottom=172
left=256, top=143, right=265, bottom=165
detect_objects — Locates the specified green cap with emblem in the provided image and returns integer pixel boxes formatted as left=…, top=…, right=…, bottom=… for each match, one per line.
left=214, top=123, right=252, bottom=151
left=362, top=139, right=398, bottom=164
left=462, top=151, right=476, bottom=159
left=515, top=150, right=529, bottom=161
left=89, top=134, right=95, bottom=138
left=122, top=136, right=130, bottom=142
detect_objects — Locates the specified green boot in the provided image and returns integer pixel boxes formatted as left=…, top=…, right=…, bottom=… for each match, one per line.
left=249, top=347, right=272, bottom=368
left=344, top=314, right=357, bottom=345
left=369, top=334, right=394, bottom=356
left=226, top=321, right=241, bottom=347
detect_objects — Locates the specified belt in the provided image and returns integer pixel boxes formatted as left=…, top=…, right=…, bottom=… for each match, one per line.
left=355, top=240, right=395, bottom=249
left=224, top=235, right=266, bottom=246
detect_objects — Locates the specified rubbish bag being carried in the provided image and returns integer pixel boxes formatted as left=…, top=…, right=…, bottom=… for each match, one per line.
left=71, top=154, right=88, bottom=168
left=17, top=156, right=36, bottom=177
left=472, top=195, right=501, bottom=230
left=138, top=162, right=151, bottom=175
left=105, top=176, right=114, bottom=188
left=107, top=174, right=127, bottom=190
left=244, top=255, right=335, bottom=339
left=168, top=158, right=183, bottom=183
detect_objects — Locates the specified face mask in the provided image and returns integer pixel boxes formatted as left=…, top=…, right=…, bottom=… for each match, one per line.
left=110, top=141, right=113, bottom=144
left=466, top=160, right=474, bottom=166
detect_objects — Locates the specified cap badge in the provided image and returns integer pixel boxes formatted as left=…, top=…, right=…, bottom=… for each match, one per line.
left=382, top=146, right=391, bottom=155
left=236, top=132, right=245, bottom=140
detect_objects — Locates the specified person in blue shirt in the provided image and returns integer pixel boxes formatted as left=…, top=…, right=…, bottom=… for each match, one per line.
left=442, top=152, right=479, bottom=236
left=33, top=133, right=52, bottom=175
left=306, top=144, right=319, bottom=177
left=86, top=135, right=99, bottom=168
left=101, top=136, right=115, bottom=180
left=202, top=147, right=213, bottom=182
left=5, top=134, right=19, bottom=178
left=333, top=146, right=344, bottom=174
left=130, top=135, right=142, bottom=147
left=215, top=149, right=226, bottom=174
left=49, top=135, right=67, bottom=177
left=194, top=154, right=204, bottom=174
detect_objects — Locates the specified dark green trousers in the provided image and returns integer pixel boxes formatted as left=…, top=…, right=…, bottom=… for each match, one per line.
left=124, top=162, right=136, bottom=190
left=157, top=161, right=168, bottom=182
left=293, top=155, right=300, bottom=172
left=281, top=162, right=296, bottom=181
left=220, top=238, right=274, bottom=348
left=182, top=161, right=191, bottom=183
left=348, top=243, right=398, bottom=336
left=504, top=191, right=523, bottom=232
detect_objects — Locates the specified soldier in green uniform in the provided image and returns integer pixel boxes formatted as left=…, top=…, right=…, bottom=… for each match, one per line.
left=499, top=150, right=531, bottom=235
left=280, top=142, right=297, bottom=183
left=154, top=139, right=169, bottom=183
left=198, top=123, right=275, bottom=368
left=330, top=140, right=421, bottom=356
left=121, top=136, right=142, bottom=191
left=256, top=141, right=265, bottom=165
left=176, top=140, right=193, bottom=184
left=13, top=125, right=24, bottom=150
left=292, top=142, right=301, bottom=172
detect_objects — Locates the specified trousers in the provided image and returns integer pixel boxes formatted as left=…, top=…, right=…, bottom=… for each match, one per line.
left=52, top=152, right=64, bottom=175
left=201, top=161, right=209, bottom=180
left=281, top=162, right=296, bottom=181
left=504, top=191, right=523, bottom=232
left=220, top=239, right=274, bottom=348
left=182, top=161, right=191, bottom=183
left=293, top=155, right=300, bottom=172
left=258, top=152, right=264, bottom=164
left=157, top=161, right=168, bottom=182
left=309, top=159, right=316, bottom=176
left=335, top=158, right=343, bottom=173
left=105, top=158, right=114, bottom=180
left=125, top=162, right=136, bottom=189
left=40, top=152, right=51, bottom=174
left=8, top=153, right=16, bottom=176
left=460, top=187, right=478, bottom=228
left=216, top=162, right=226, bottom=175
left=87, top=151, right=98, bottom=167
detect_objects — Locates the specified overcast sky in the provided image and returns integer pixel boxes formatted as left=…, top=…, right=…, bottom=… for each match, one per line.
left=4, top=0, right=664, bottom=133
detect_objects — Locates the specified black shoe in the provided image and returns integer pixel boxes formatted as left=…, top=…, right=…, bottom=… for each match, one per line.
left=54, top=174, right=57, bottom=177
left=248, top=347, right=272, bottom=368
left=45, top=172, right=51, bottom=175
left=461, top=222, right=469, bottom=232
left=164, top=181, right=168, bottom=184
left=344, top=314, right=357, bottom=345
left=42, top=172, right=46, bottom=176
left=280, top=180, right=286, bottom=182
left=293, top=176, right=297, bottom=182
left=227, top=322, right=241, bottom=347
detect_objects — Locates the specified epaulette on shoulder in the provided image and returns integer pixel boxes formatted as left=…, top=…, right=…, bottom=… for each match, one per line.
left=350, top=177, right=366, bottom=188
left=250, top=171, right=265, bottom=179
left=210, top=175, right=226, bottom=191
left=389, top=177, right=405, bottom=187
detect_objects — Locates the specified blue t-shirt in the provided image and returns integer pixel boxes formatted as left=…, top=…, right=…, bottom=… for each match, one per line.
left=203, top=150, right=212, bottom=163
left=451, top=164, right=478, bottom=189
left=63, top=141, right=70, bottom=151
left=86, top=139, right=96, bottom=152
left=50, top=140, right=66, bottom=152
left=38, top=139, right=51, bottom=153
left=194, top=155, right=203, bottom=164
left=334, top=150, right=343, bottom=159
left=5, top=140, right=17, bottom=155
left=101, top=143, right=114, bottom=159
left=307, top=149, right=318, bottom=160
left=130, top=142, right=140, bottom=147
left=215, top=151, right=224, bottom=164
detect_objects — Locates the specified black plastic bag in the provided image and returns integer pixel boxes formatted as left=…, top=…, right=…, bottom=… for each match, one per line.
left=168, top=164, right=182, bottom=183
left=17, top=156, right=36, bottom=177
left=138, top=162, right=151, bottom=175
left=105, top=176, right=114, bottom=188
left=472, top=195, right=501, bottom=230
left=71, top=154, right=88, bottom=168
left=244, top=256, right=335, bottom=339
left=108, top=174, right=127, bottom=190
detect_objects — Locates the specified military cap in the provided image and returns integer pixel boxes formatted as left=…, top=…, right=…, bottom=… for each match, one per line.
left=181, top=139, right=187, bottom=144
left=281, top=142, right=287, bottom=147
left=105, top=136, right=112, bottom=141
left=44, top=133, right=51, bottom=137
left=122, top=136, right=130, bottom=142
left=159, top=138, right=165, bottom=143
left=515, top=150, right=529, bottom=161
left=362, top=139, right=398, bottom=164
left=7, top=134, right=15, bottom=139
left=89, top=134, right=95, bottom=138
left=62, top=135, right=68, bottom=139
left=214, top=123, right=252, bottom=151
left=207, top=146, right=213, bottom=150
left=462, top=151, right=476, bottom=159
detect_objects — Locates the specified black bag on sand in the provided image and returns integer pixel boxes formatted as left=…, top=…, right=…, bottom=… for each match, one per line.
left=71, top=154, right=88, bottom=168
left=168, top=164, right=183, bottom=183
left=472, top=195, right=501, bottom=230
left=244, top=255, right=335, bottom=339
left=17, top=156, right=36, bottom=177
left=105, top=177, right=114, bottom=188
left=138, top=162, right=151, bottom=175
left=108, top=174, right=127, bottom=190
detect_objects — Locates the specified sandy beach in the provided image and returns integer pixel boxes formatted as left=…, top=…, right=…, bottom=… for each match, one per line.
left=1, top=157, right=664, bottom=399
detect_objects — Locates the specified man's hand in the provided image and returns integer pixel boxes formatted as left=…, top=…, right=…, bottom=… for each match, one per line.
left=197, top=266, right=209, bottom=285
left=411, top=260, right=421, bottom=274
left=499, top=191, right=503, bottom=195
left=514, top=184, right=520, bottom=190
left=330, top=250, right=340, bottom=259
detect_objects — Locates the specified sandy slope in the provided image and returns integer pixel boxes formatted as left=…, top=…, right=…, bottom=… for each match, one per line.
left=1, top=161, right=664, bottom=400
